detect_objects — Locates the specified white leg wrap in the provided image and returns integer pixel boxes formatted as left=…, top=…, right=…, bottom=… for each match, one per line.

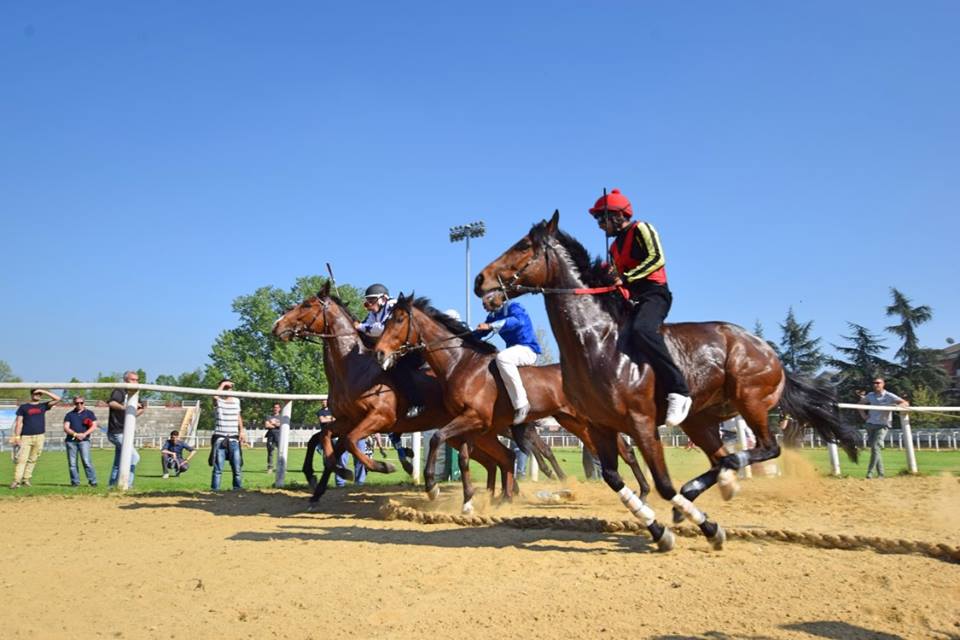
left=618, top=486, right=656, bottom=526
left=671, top=494, right=707, bottom=525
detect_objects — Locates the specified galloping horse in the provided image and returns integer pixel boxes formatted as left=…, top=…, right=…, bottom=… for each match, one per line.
left=474, top=211, right=859, bottom=550
left=374, top=295, right=654, bottom=515
left=273, top=281, right=517, bottom=507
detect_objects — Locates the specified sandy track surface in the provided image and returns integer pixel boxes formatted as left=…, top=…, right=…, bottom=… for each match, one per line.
left=1, top=461, right=958, bottom=639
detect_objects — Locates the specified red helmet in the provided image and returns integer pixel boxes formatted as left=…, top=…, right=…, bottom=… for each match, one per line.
left=589, top=188, right=633, bottom=218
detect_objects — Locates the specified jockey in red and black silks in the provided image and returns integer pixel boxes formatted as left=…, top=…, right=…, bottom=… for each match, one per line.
left=590, top=188, right=692, bottom=428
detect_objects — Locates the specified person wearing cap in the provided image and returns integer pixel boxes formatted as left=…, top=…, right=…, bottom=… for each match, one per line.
left=9, top=388, right=61, bottom=489
left=589, top=188, right=692, bottom=428
left=475, top=290, right=542, bottom=424
left=63, top=395, right=99, bottom=487
left=354, top=283, right=425, bottom=424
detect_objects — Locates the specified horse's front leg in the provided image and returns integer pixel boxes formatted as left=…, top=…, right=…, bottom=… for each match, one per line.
left=423, top=415, right=482, bottom=506
left=594, top=427, right=675, bottom=552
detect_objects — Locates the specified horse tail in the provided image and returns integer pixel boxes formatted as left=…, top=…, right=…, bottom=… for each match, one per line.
left=778, top=371, right=859, bottom=463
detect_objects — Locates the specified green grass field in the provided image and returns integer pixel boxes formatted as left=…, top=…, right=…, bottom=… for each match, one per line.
left=1, top=444, right=957, bottom=498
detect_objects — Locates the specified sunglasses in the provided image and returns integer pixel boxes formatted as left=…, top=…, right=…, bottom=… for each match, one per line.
left=75, top=401, right=85, bottom=405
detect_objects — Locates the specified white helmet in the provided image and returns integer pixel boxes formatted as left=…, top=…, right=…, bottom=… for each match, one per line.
left=443, top=309, right=462, bottom=322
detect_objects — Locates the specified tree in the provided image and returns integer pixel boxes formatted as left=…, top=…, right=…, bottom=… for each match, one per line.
left=753, top=320, right=779, bottom=354
left=535, top=327, right=556, bottom=365
left=885, top=288, right=932, bottom=371
left=207, top=275, right=365, bottom=425
left=0, top=360, right=28, bottom=401
left=829, top=323, right=894, bottom=401
left=777, top=308, right=825, bottom=376
left=884, top=288, right=947, bottom=397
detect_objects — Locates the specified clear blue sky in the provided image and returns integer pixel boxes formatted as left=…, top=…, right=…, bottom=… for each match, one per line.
left=2, top=1, right=957, bottom=383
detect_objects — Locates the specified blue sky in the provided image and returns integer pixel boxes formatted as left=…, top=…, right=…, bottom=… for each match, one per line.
left=2, top=1, right=957, bottom=383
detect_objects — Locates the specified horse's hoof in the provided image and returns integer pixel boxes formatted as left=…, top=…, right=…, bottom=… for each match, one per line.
left=400, top=459, right=414, bottom=475
left=718, top=469, right=740, bottom=501
left=333, top=466, right=354, bottom=481
left=382, top=462, right=397, bottom=474
left=671, top=507, right=684, bottom=524
left=656, top=528, right=675, bottom=552
left=427, top=484, right=440, bottom=501
left=462, top=500, right=474, bottom=515
left=709, top=525, right=726, bottom=551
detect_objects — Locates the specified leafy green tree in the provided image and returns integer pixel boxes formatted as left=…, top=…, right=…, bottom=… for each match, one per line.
left=829, top=323, right=894, bottom=400
left=208, top=275, right=365, bottom=425
left=777, top=308, right=825, bottom=376
left=0, top=360, right=28, bottom=401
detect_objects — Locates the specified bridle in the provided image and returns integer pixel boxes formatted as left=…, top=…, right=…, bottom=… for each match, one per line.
left=490, top=235, right=628, bottom=299
left=279, top=298, right=356, bottom=343
left=389, top=305, right=480, bottom=358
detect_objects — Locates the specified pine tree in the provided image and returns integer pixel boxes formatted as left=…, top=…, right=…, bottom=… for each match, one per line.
left=885, top=288, right=932, bottom=371
left=829, top=323, right=894, bottom=400
left=777, top=308, right=824, bottom=376
left=884, top=288, right=947, bottom=396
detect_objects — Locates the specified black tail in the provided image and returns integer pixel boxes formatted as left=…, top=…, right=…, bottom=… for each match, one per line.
left=779, top=372, right=858, bottom=463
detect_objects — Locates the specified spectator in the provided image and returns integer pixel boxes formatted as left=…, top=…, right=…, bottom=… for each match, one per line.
left=63, top=395, right=98, bottom=487
left=582, top=446, right=602, bottom=480
left=161, top=430, right=195, bottom=478
left=107, top=371, right=145, bottom=488
left=264, top=403, right=283, bottom=473
left=354, top=436, right=373, bottom=485
left=513, top=440, right=528, bottom=479
left=10, top=388, right=61, bottom=489
left=858, top=377, right=909, bottom=479
left=211, top=378, right=245, bottom=491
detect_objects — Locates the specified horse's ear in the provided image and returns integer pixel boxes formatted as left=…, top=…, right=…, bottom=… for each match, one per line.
left=318, top=280, right=331, bottom=298
left=547, top=209, right=560, bottom=234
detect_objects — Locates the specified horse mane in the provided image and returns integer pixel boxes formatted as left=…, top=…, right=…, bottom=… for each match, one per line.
left=528, top=220, right=631, bottom=323
left=411, top=297, right=498, bottom=354
left=325, top=294, right=360, bottom=323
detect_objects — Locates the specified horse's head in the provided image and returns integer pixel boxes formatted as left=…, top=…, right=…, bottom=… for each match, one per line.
left=474, top=209, right=560, bottom=298
left=375, top=292, right=423, bottom=370
left=272, top=281, right=335, bottom=341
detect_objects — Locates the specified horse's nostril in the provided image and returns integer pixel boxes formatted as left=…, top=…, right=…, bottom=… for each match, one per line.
left=473, top=273, right=485, bottom=296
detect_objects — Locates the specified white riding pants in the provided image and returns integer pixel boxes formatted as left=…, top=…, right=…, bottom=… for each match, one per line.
left=495, top=345, right=538, bottom=410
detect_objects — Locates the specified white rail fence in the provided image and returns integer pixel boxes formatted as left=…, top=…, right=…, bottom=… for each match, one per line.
left=2, top=383, right=956, bottom=487
left=0, top=382, right=425, bottom=491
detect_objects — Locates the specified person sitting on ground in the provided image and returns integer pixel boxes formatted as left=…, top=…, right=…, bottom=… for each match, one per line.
left=161, top=430, right=195, bottom=478
left=474, top=290, right=542, bottom=424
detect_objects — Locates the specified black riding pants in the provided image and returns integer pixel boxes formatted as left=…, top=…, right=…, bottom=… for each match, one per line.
left=628, top=286, right=690, bottom=396
left=388, top=354, right=425, bottom=408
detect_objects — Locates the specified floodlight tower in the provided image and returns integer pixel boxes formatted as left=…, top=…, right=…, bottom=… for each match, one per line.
left=448, top=221, right=486, bottom=326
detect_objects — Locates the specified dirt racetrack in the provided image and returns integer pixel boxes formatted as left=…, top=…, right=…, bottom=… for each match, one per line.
left=2, top=457, right=958, bottom=639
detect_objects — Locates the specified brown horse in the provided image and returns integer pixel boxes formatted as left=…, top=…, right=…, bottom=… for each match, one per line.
left=374, top=295, right=656, bottom=522
left=474, top=211, right=859, bottom=550
left=273, top=281, right=516, bottom=508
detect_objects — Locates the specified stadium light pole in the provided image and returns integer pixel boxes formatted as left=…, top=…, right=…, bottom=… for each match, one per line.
left=449, top=221, right=485, bottom=326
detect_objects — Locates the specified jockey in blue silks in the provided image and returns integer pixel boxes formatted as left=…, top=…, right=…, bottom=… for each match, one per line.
left=474, top=291, right=542, bottom=424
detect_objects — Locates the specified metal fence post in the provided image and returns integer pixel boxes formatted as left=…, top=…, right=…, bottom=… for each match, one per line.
left=118, top=390, right=139, bottom=490
left=826, top=442, right=841, bottom=476
left=412, top=431, right=421, bottom=484
left=901, top=412, right=918, bottom=474
left=275, top=401, right=292, bottom=487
